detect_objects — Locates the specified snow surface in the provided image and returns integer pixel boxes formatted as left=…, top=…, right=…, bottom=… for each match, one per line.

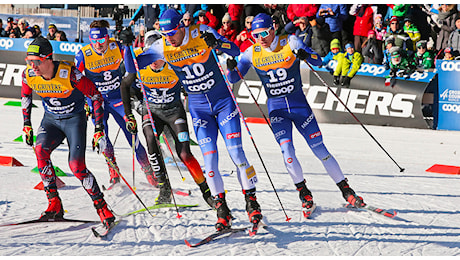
left=1, top=96, right=460, bottom=256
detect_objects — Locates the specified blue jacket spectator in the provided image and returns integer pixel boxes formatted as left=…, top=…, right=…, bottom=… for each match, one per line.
left=317, top=4, right=348, bottom=42
left=285, top=16, right=312, bottom=47
left=130, top=4, right=161, bottom=31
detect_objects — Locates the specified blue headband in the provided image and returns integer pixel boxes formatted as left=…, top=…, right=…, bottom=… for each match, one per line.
left=89, top=27, right=108, bottom=39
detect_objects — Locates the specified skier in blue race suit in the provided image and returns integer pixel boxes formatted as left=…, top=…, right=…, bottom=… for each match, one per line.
left=125, top=8, right=263, bottom=231
left=227, top=13, right=366, bottom=216
left=74, top=20, right=154, bottom=186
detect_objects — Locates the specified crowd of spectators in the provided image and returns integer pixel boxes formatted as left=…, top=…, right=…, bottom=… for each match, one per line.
left=0, top=17, right=68, bottom=41
left=3, top=3, right=460, bottom=68
left=127, top=4, right=460, bottom=71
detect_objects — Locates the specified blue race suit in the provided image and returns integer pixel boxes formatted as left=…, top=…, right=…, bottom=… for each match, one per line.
left=228, top=34, right=347, bottom=185
left=75, top=39, right=150, bottom=174
left=127, top=24, right=258, bottom=196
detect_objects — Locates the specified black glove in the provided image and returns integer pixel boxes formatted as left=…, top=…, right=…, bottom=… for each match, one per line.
left=333, top=76, right=340, bottom=86
left=200, top=31, right=219, bottom=49
left=341, top=76, right=352, bottom=87
left=119, top=28, right=134, bottom=46
left=294, top=49, right=310, bottom=61
left=226, top=57, right=237, bottom=71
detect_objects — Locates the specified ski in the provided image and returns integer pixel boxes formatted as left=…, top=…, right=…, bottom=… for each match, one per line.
left=343, top=203, right=397, bottom=218
left=91, top=220, right=121, bottom=239
left=184, top=226, right=248, bottom=248
left=139, top=182, right=191, bottom=197
left=301, top=203, right=317, bottom=219
left=122, top=203, right=199, bottom=217
left=248, top=219, right=266, bottom=236
left=102, top=182, right=122, bottom=191
left=0, top=217, right=97, bottom=227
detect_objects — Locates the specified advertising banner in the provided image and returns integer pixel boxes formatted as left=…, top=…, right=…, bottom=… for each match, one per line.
left=436, top=60, right=460, bottom=130
left=0, top=13, right=136, bottom=42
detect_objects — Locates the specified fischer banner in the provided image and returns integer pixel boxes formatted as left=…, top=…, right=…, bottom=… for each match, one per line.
left=231, top=60, right=435, bottom=129
left=436, top=60, right=460, bottom=130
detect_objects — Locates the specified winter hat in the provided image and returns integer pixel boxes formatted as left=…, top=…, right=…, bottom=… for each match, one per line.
left=444, top=47, right=452, bottom=53
left=368, top=30, right=376, bottom=37
left=330, top=38, right=341, bottom=50
left=222, top=13, right=231, bottom=23
left=389, top=46, right=401, bottom=57
left=26, top=36, right=53, bottom=59
left=252, top=13, right=273, bottom=30
left=374, top=14, right=383, bottom=24
left=385, top=37, right=395, bottom=46
left=345, top=42, right=354, bottom=49
left=144, top=30, right=162, bottom=49
left=159, top=9, right=183, bottom=32
left=390, top=16, right=398, bottom=24
left=416, top=40, right=427, bottom=48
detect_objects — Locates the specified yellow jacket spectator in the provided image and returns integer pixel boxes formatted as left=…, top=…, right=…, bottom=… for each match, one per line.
left=403, top=17, right=421, bottom=50
left=333, top=42, right=363, bottom=87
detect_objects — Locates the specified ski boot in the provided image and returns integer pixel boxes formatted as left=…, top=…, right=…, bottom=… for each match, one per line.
left=155, top=174, right=172, bottom=205
left=243, top=188, right=263, bottom=224
left=143, top=164, right=159, bottom=188
left=214, top=193, right=232, bottom=231
left=295, top=180, right=314, bottom=210
left=108, top=161, right=120, bottom=184
left=93, top=195, right=115, bottom=229
left=39, top=187, right=64, bottom=221
left=337, top=179, right=365, bottom=208
left=198, top=181, right=214, bottom=208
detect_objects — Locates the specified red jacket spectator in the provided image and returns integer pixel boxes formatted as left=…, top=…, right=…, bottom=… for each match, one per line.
left=228, top=4, right=244, bottom=22
left=287, top=4, right=319, bottom=21
left=234, top=28, right=255, bottom=52
left=196, top=10, right=219, bottom=29
left=350, top=4, right=376, bottom=37
left=218, top=13, right=238, bottom=42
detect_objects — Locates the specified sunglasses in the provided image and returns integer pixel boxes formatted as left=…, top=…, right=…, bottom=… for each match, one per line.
left=160, top=23, right=181, bottom=37
left=417, top=46, right=426, bottom=49
left=90, top=36, right=107, bottom=45
left=252, top=28, right=271, bottom=39
left=25, top=53, right=52, bottom=66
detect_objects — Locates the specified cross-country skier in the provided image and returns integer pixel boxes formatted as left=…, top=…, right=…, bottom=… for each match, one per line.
left=74, top=20, right=156, bottom=187
left=119, top=30, right=213, bottom=206
left=227, top=13, right=366, bottom=216
left=128, top=8, right=263, bottom=231
left=21, top=37, right=115, bottom=228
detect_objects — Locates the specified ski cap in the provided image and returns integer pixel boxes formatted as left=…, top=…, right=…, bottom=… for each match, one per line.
left=144, top=30, right=162, bottom=50
left=26, top=36, right=53, bottom=59
left=252, top=13, right=273, bottom=31
left=345, top=43, right=354, bottom=49
left=159, top=9, right=183, bottom=32
left=89, top=27, right=108, bottom=39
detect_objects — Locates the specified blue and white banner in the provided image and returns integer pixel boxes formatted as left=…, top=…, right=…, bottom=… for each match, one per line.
left=436, top=60, right=460, bottom=130
left=0, top=38, right=84, bottom=55
left=0, top=13, right=139, bottom=42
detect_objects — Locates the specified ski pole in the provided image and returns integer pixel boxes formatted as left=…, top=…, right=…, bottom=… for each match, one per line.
left=305, top=61, right=405, bottom=172
left=235, top=67, right=273, bottom=132
left=102, top=151, right=155, bottom=218
left=132, top=134, right=136, bottom=190
left=128, top=45, right=182, bottom=219
left=212, top=49, right=291, bottom=222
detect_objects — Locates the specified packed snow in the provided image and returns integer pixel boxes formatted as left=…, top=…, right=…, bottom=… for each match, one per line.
left=1, top=96, right=460, bottom=256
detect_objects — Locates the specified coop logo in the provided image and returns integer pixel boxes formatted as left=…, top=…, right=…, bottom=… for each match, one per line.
left=409, top=71, right=429, bottom=81
left=440, top=61, right=460, bottom=71
left=358, top=64, right=386, bottom=76
left=442, top=104, right=460, bottom=113
left=306, top=86, right=417, bottom=118
left=0, top=39, right=14, bottom=50
left=24, top=40, right=33, bottom=49
left=59, top=43, right=82, bottom=53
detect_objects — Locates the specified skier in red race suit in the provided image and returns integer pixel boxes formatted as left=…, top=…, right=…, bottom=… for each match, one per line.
left=21, top=37, right=115, bottom=228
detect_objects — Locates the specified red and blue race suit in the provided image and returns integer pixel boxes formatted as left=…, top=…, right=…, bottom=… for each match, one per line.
left=21, top=61, right=105, bottom=200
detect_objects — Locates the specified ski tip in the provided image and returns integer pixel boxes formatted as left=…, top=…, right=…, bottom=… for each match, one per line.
left=184, top=239, right=192, bottom=247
